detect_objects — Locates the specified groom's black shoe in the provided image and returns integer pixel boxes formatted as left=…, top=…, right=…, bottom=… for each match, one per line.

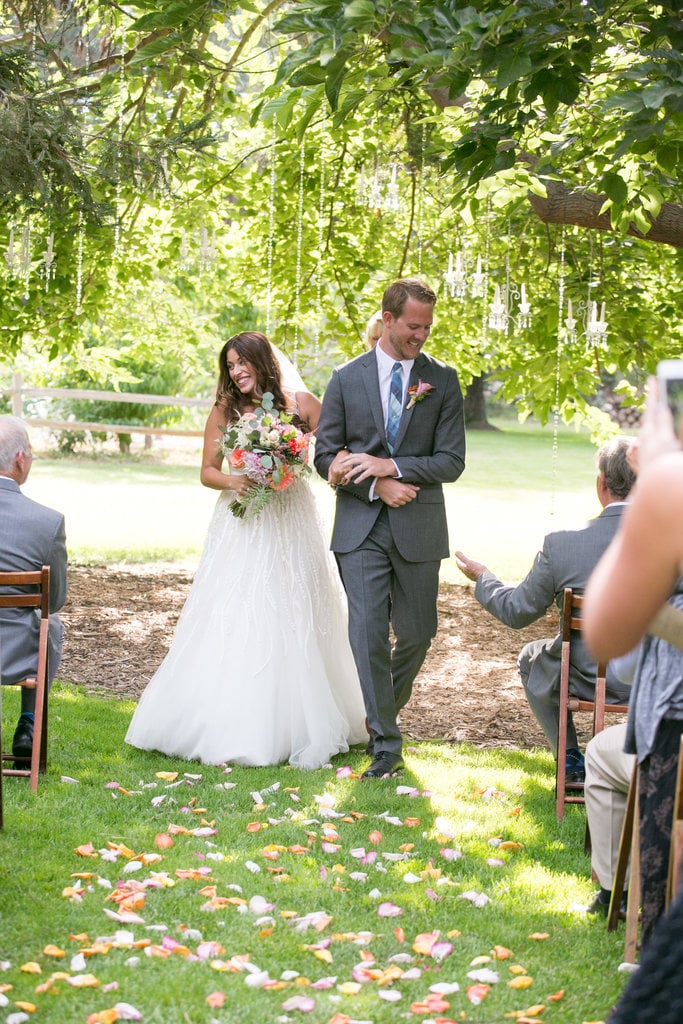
left=361, top=753, right=404, bottom=779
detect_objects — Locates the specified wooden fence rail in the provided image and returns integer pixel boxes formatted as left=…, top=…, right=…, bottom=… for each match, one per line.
left=2, top=372, right=213, bottom=439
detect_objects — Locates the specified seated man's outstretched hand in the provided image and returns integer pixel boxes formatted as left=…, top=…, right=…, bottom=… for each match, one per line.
left=454, top=550, right=487, bottom=582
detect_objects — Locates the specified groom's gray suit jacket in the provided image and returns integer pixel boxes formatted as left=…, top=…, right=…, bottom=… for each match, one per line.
left=474, top=503, right=631, bottom=705
left=314, top=349, right=466, bottom=560
left=0, top=476, right=68, bottom=686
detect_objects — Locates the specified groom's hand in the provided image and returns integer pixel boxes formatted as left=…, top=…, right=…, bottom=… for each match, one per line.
left=338, top=452, right=397, bottom=485
left=375, top=478, right=419, bottom=507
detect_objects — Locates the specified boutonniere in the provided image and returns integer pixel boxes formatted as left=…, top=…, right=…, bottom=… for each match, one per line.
left=407, top=380, right=435, bottom=409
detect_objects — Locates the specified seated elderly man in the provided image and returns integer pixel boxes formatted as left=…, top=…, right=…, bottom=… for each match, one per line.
left=0, top=416, right=68, bottom=764
left=455, top=436, right=635, bottom=782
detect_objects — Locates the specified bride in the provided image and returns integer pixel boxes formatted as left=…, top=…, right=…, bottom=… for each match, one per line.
left=125, top=331, right=367, bottom=769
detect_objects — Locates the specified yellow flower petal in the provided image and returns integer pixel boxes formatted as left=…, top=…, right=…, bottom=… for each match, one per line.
left=508, top=976, right=533, bottom=989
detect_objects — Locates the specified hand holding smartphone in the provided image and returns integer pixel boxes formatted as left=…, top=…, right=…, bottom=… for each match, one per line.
left=656, top=359, right=683, bottom=438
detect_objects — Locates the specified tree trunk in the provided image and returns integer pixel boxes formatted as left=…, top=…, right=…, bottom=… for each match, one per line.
left=464, top=375, right=497, bottom=430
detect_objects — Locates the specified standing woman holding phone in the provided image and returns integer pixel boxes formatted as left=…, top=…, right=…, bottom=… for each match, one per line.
left=583, top=369, right=683, bottom=947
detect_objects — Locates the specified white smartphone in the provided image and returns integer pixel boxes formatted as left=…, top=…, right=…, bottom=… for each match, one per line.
left=656, top=359, right=683, bottom=435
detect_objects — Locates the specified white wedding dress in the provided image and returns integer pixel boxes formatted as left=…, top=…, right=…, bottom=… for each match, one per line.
left=125, top=474, right=368, bottom=769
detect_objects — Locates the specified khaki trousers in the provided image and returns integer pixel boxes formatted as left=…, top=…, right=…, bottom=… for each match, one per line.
left=584, top=722, right=635, bottom=890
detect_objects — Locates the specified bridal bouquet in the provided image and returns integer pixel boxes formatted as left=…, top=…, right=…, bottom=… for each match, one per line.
left=218, top=393, right=312, bottom=520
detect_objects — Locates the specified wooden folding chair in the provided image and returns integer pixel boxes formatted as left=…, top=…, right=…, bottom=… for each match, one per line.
left=0, top=566, right=51, bottom=801
left=609, top=734, right=683, bottom=963
left=556, top=588, right=629, bottom=821
left=608, top=761, right=640, bottom=962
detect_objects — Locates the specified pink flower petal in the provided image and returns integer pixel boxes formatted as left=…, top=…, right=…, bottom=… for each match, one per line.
left=378, top=902, right=403, bottom=918
left=281, top=995, right=316, bottom=1012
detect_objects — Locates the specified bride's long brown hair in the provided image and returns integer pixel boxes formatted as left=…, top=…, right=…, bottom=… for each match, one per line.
left=216, top=332, right=291, bottom=423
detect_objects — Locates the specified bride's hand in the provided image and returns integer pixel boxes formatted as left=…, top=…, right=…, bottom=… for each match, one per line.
left=228, top=474, right=254, bottom=496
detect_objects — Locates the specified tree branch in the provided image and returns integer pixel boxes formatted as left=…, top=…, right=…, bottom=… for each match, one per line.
left=529, top=179, right=683, bottom=250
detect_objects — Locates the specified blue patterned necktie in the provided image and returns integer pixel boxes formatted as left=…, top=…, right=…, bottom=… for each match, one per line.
left=386, top=361, right=403, bottom=453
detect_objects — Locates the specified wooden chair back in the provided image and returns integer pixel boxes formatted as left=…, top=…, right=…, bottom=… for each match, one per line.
left=556, top=587, right=629, bottom=821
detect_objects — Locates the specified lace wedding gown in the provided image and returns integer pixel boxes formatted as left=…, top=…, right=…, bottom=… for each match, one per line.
left=125, top=476, right=367, bottom=769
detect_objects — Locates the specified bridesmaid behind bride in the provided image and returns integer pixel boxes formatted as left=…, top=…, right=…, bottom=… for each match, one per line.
left=125, top=331, right=367, bottom=769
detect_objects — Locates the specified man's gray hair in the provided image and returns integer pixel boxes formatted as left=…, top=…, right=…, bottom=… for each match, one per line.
left=0, top=416, right=31, bottom=473
left=597, top=436, right=636, bottom=500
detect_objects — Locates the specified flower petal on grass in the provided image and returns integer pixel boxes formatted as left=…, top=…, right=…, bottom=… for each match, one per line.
left=460, top=890, right=490, bottom=907
left=508, top=976, right=534, bottom=989
left=466, top=983, right=490, bottom=1005
left=281, top=995, right=315, bottom=1011
left=467, top=968, right=499, bottom=984
left=377, top=902, right=403, bottom=917
left=378, top=989, right=402, bottom=1001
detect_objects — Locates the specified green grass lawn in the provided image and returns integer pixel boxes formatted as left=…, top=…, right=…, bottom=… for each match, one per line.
left=1, top=420, right=634, bottom=1023
left=0, top=684, right=631, bottom=1024
left=26, top=420, right=603, bottom=581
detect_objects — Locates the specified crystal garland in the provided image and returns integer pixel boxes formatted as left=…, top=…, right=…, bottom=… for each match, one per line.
left=292, top=137, right=306, bottom=362
left=76, top=211, right=84, bottom=314
left=265, top=123, right=277, bottom=337
left=113, top=32, right=126, bottom=260
left=314, top=131, right=327, bottom=350
left=550, top=226, right=567, bottom=518
left=416, top=124, right=426, bottom=275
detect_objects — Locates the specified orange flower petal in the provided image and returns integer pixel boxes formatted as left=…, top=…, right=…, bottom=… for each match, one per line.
left=206, top=991, right=227, bottom=1007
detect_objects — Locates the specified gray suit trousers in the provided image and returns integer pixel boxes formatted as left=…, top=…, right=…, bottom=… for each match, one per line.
left=337, top=509, right=438, bottom=756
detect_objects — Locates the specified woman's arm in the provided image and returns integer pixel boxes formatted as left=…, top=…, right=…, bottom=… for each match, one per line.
left=295, top=390, right=321, bottom=432
left=199, top=404, right=252, bottom=495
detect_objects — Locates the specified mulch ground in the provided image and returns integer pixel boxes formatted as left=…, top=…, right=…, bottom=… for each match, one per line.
left=60, top=565, right=567, bottom=752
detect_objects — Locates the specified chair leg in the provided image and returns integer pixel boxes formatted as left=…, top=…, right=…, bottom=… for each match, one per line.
left=623, top=806, right=640, bottom=964
left=0, top=713, right=3, bottom=830
left=30, top=678, right=46, bottom=793
left=608, top=762, right=638, bottom=932
left=556, top=671, right=571, bottom=821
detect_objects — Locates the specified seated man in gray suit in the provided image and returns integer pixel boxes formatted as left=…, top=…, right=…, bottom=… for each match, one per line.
left=0, top=416, right=68, bottom=764
left=455, top=436, right=635, bottom=781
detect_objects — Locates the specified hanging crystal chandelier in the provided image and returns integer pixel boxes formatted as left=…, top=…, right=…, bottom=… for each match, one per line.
left=487, top=281, right=532, bottom=333
left=585, top=300, right=608, bottom=345
left=444, top=251, right=467, bottom=300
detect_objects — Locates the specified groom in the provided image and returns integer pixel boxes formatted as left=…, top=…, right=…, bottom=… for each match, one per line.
left=315, top=278, right=466, bottom=777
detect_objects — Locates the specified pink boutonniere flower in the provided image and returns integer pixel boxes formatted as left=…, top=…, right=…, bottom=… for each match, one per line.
left=407, top=380, right=435, bottom=409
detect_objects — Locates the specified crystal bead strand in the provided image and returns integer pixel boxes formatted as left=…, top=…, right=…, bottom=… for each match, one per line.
left=293, top=138, right=306, bottom=362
